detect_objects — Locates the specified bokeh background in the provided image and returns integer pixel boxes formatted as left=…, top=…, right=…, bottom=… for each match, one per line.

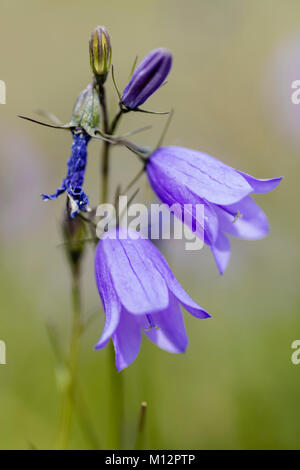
left=0, top=0, right=299, bottom=450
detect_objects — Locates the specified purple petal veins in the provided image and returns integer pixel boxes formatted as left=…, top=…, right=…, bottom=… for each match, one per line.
left=42, top=131, right=91, bottom=217
left=146, top=145, right=282, bottom=275
left=94, top=228, right=210, bottom=371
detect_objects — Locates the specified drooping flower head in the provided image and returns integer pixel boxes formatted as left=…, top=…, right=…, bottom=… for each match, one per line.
left=94, top=228, right=210, bottom=371
left=146, top=146, right=282, bottom=274
left=121, top=48, right=172, bottom=110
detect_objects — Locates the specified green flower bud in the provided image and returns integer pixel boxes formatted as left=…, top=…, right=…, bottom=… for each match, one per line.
left=62, top=207, right=87, bottom=276
left=69, top=82, right=100, bottom=134
left=89, top=26, right=111, bottom=83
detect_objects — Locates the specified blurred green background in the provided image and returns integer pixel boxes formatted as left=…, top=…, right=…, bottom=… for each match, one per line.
left=0, top=0, right=299, bottom=450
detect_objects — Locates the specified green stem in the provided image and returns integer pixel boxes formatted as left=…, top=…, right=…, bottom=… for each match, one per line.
left=135, top=401, right=147, bottom=450
left=107, top=341, right=124, bottom=449
left=110, top=109, right=123, bottom=135
left=101, top=142, right=110, bottom=204
left=57, top=274, right=81, bottom=449
left=121, top=166, right=145, bottom=195
left=98, top=84, right=110, bottom=204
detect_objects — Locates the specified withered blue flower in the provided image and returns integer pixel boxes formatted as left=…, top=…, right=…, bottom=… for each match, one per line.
left=43, top=131, right=91, bottom=217
left=42, top=82, right=101, bottom=216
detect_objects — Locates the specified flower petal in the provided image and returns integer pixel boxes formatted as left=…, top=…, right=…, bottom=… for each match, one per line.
left=215, top=196, right=269, bottom=240
left=148, top=146, right=253, bottom=205
left=147, top=163, right=219, bottom=245
left=134, top=237, right=211, bottom=319
left=140, top=293, right=188, bottom=353
left=210, top=232, right=231, bottom=275
left=237, top=171, right=282, bottom=194
left=187, top=194, right=219, bottom=246
left=94, top=242, right=121, bottom=349
left=112, top=310, right=142, bottom=371
left=100, top=231, right=169, bottom=315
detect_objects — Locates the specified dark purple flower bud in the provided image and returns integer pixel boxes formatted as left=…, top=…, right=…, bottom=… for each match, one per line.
left=121, top=48, right=172, bottom=110
left=94, top=228, right=210, bottom=371
left=43, top=131, right=91, bottom=217
left=146, top=146, right=282, bottom=274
